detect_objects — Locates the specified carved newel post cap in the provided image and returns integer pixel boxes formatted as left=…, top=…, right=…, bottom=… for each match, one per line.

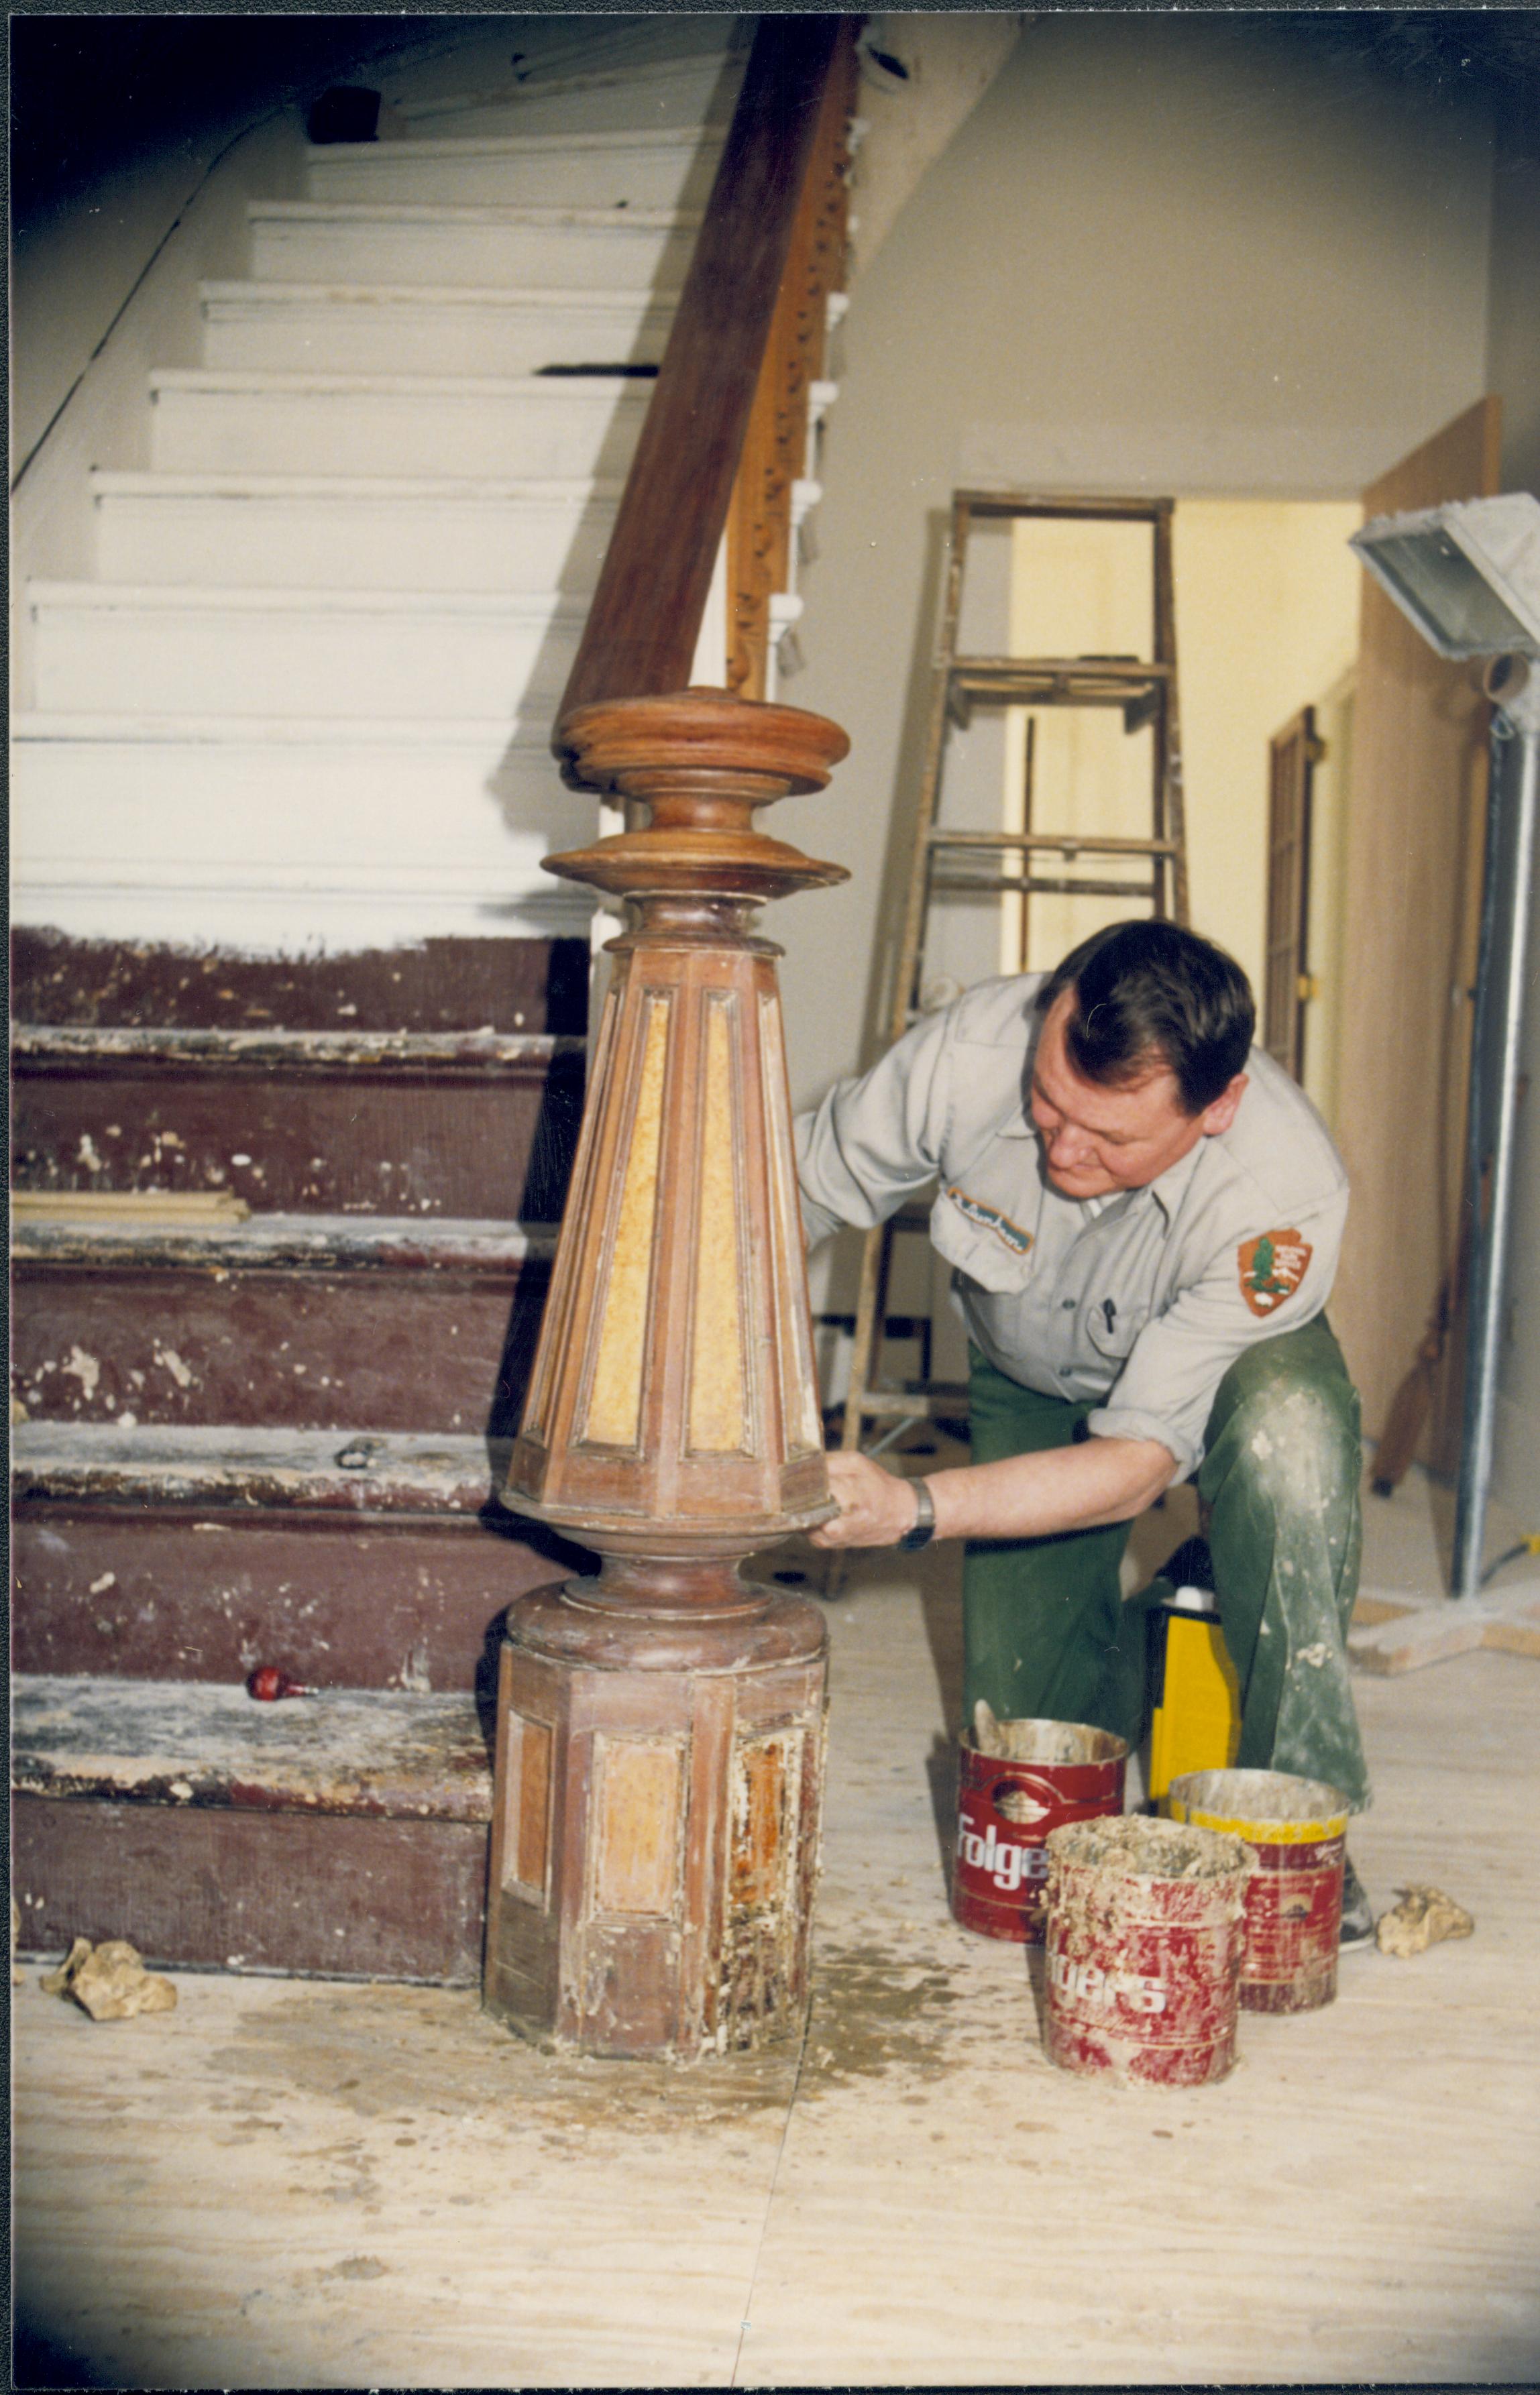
left=546, top=687, right=850, bottom=908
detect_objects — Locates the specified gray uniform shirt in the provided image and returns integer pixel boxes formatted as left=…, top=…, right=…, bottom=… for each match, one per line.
left=794, top=973, right=1349, bottom=1480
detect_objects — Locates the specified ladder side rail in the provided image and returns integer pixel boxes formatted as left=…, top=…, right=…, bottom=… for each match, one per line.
left=1152, top=500, right=1191, bottom=924
left=891, top=494, right=973, bottom=1040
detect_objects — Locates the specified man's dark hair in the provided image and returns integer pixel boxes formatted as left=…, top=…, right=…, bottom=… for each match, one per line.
left=1034, top=920, right=1255, bottom=1115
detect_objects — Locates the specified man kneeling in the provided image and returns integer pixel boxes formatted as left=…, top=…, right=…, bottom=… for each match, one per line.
left=795, top=920, right=1372, bottom=1938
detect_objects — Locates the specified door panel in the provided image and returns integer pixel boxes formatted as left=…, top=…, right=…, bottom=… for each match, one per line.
left=1329, top=398, right=1502, bottom=1461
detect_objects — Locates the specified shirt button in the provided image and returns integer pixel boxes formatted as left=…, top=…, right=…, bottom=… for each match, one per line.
left=1062, top=1298, right=1076, bottom=1311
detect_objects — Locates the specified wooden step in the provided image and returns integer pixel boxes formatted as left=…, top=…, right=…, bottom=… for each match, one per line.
left=147, top=368, right=651, bottom=481
left=304, top=127, right=721, bottom=212
left=10, top=928, right=589, bottom=1035
left=388, top=41, right=742, bottom=141
left=9, top=1421, right=578, bottom=1695
left=11, top=1676, right=497, bottom=1981
left=200, top=276, right=673, bottom=382
left=11, top=1213, right=557, bottom=1433
left=10, top=1421, right=508, bottom=1512
left=28, top=582, right=589, bottom=721
left=93, top=467, right=624, bottom=589
left=11, top=717, right=593, bottom=950
left=11, top=1493, right=569, bottom=1690
left=247, top=201, right=700, bottom=292
left=11, top=1024, right=585, bottom=1217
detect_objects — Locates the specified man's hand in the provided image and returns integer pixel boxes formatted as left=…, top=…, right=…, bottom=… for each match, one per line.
left=810, top=1450, right=923, bottom=1549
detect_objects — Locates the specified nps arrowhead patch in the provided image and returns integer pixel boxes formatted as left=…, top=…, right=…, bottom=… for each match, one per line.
left=1238, top=1228, right=1313, bottom=1317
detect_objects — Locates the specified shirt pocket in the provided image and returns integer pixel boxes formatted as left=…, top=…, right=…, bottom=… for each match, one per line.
left=929, top=1182, right=1037, bottom=1296
left=1084, top=1294, right=1150, bottom=1367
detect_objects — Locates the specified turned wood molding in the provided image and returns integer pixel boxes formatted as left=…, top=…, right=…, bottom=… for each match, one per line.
left=555, top=17, right=859, bottom=728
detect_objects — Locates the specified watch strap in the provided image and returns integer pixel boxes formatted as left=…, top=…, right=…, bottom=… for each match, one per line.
left=898, top=1477, right=937, bottom=1551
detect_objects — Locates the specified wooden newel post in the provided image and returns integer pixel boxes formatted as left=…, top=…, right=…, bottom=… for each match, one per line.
left=484, top=687, right=849, bottom=2060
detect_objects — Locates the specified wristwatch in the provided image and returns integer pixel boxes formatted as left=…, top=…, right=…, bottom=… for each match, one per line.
left=898, top=1478, right=937, bottom=1551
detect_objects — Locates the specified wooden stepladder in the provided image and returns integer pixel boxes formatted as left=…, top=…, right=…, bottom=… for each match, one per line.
left=838, top=490, right=1191, bottom=1460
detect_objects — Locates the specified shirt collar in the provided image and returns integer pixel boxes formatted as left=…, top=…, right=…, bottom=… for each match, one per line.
left=1145, top=1134, right=1208, bottom=1220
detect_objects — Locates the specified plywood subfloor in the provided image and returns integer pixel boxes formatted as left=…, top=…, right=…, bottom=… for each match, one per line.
left=15, top=1477, right=1540, bottom=2389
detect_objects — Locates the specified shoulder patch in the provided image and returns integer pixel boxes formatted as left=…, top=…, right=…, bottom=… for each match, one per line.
left=944, top=1184, right=1034, bottom=1258
left=1238, top=1228, right=1313, bottom=1317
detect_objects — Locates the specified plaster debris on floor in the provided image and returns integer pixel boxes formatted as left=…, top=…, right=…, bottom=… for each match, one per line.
left=13, top=1463, right=1540, bottom=2390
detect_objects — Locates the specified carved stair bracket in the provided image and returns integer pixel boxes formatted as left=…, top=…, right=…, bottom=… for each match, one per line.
left=485, top=687, right=850, bottom=2061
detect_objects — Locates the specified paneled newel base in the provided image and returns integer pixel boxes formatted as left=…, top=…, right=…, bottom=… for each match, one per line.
left=484, top=1577, right=826, bottom=2060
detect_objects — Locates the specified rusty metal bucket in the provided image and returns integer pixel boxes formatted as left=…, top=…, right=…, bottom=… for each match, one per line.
left=1166, top=1767, right=1350, bottom=2013
left=1043, top=1814, right=1254, bottom=2086
left=953, top=1718, right=1126, bottom=1944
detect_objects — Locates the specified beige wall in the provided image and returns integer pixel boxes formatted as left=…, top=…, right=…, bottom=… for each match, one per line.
left=996, top=506, right=1360, bottom=1087
left=782, top=13, right=1494, bottom=1137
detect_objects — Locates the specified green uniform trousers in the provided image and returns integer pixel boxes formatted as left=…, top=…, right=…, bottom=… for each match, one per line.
left=963, top=1317, right=1370, bottom=1809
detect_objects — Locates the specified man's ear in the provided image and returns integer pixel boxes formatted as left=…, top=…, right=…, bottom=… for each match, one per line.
left=1199, top=1072, right=1248, bottom=1138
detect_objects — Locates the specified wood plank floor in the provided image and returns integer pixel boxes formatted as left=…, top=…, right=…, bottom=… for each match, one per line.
left=15, top=1467, right=1540, bottom=2389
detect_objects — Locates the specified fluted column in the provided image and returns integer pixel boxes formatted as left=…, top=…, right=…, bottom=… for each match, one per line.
left=484, top=689, right=848, bottom=2060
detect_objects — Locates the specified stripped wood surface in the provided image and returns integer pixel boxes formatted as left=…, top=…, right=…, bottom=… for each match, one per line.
left=11, top=1422, right=507, bottom=1512
left=11, top=1505, right=571, bottom=1687
left=12, top=1677, right=492, bottom=1820
left=11, top=927, right=589, bottom=1034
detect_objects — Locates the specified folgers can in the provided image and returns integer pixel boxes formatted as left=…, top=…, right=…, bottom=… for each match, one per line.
left=1043, top=1814, right=1254, bottom=2087
left=1166, top=1767, right=1350, bottom=2014
left=953, top=1719, right=1127, bottom=1943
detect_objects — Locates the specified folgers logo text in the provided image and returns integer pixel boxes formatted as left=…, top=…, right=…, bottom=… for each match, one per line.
left=956, top=1810, right=1048, bottom=1892
left=1048, top=1950, right=1169, bottom=2014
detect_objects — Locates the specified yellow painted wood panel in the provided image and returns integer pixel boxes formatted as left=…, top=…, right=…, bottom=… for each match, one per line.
left=1331, top=399, right=1501, bottom=1445
left=761, top=989, right=824, bottom=1457
left=581, top=993, right=670, bottom=1449
left=508, top=1716, right=553, bottom=1897
left=593, top=1736, right=683, bottom=1918
left=687, top=995, right=748, bottom=1453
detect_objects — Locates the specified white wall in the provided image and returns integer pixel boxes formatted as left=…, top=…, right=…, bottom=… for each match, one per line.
left=10, top=108, right=313, bottom=712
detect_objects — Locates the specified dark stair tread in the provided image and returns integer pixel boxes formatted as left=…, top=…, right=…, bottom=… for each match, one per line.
left=12, top=1023, right=584, bottom=1076
left=11, top=1421, right=510, bottom=1512
left=12, top=1209, right=559, bottom=1271
left=11, top=1673, right=492, bottom=1822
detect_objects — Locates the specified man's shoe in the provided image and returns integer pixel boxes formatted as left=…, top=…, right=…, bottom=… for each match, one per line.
left=1160, top=1535, right=1216, bottom=1594
left=1339, top=1854, right=1375, bottom=1950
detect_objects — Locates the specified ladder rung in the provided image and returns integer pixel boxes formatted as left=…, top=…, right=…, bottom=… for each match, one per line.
left=853, top=1387, right=971, bottom=1418
left=949, top=657, right=1170, bottom=683
left=954, top=491, right=1173, bottom=524
left=926, top=830, right=1178, bottom=856
left=933, top=875, right=1160, bottom=901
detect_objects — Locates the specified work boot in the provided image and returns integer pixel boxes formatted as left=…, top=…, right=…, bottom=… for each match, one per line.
left=1160, top=1535, right=1216, bottom=1596
left=1339, top=1854, right=1375, bottom=1950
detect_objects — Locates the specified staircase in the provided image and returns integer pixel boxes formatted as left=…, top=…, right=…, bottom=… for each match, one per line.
left=11, top=15, right=828, bottom=1985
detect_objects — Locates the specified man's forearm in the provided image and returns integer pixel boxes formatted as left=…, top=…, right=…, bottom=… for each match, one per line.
left=927, top=1436, right=1177, bottom=1541
left=812, top=1433, right=1178, bottom=1548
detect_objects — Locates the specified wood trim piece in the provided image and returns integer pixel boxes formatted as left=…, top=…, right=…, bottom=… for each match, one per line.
left=725, top=27, right=858, bottom=700
left=555, top=17, right=850, bottom=721
left=1332, top=399, right=1502, bottom=1452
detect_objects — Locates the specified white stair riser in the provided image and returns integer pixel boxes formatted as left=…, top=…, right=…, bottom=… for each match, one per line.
left=150, top=381, right=649, bottom=480
left=13, top=737, right=578, bottom=885
left=306, top=136, right=720, bottom=213
left=201, top=288, right=673, bottom=378
left=249, top=209, right=697, bottom=291
left=396, top=60, right=740, bottom=142
left=94, top=486, right=616, bottom=594
left=13, top=736, right=594, bottom=946
left=30, top=597, right=582, bottom=719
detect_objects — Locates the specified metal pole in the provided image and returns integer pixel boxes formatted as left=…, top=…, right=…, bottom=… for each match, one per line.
left=1452, top=683, right=1540, bottom=1597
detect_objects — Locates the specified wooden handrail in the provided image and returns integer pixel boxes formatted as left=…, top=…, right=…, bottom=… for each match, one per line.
left=554, top=15, right=857, bottom=737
